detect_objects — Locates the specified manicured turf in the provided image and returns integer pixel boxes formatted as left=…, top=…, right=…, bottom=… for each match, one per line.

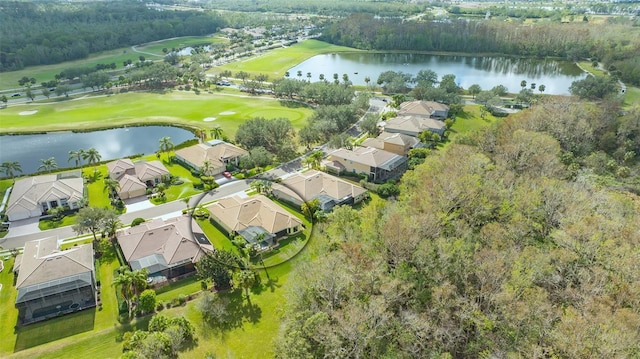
left=0, top=48, right=138, bottom=91
left=446, top=104, right=497, bottom=142
left=155, top=276, right=202, bottom=303
left=135, top=35, right=229, bottom=56
left=214, top=39, right=358, bottom=78
left=0, top=91, right=313, bottom=136
left=0, top=257, right=19, bottom=355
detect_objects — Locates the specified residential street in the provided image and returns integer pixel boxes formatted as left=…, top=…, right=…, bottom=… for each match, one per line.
left=0, top=97, right=385, bottom=250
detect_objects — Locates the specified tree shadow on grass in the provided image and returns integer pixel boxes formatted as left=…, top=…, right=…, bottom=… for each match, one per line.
left=14, top=308, right=96, bottom=352
left=251, top=274, right=282, bottom=295
left=199, top=289, right=262, bottom=340
left=278, top=100, right=312, bottom=109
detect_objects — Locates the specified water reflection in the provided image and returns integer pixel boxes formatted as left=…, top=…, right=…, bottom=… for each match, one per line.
left=0, top=126, right=195, bottom=175
left=289, top=53, right=586, bottom=94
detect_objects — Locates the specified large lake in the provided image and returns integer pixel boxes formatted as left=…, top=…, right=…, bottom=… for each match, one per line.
left=288, top=53, right=587, bottom=95
left=0, top=126, right=195, bottom=175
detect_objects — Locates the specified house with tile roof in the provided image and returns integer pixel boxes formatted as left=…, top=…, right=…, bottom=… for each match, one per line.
left=106, top=159, right=169, bottom=199
left=174, top=140, right=248, bottom=176
left=383, top=115, right=447, bottom=137
left=116, top=216, right=213, bottom=280
left=361, top=131, right=423, bottom=156
left=323, top=146, right=408, bottom=183
left=398, top=100, right=449, bottom=120
left=5, top=172, right=85, bottom=221
left=14, top=236, right=96, bottom=325
left=207, top=195, right=304, bottom=250
left=273, top=170, right=368, bottom=211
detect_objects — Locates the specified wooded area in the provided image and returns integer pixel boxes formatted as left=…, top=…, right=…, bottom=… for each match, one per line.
left=0, top=2, right=226, bottom=71
left=319, top=14, right=640, bottom=86
left=276, top=97, right=640, bottom=358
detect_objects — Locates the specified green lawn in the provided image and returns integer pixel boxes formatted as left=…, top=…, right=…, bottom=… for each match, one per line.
left=84, top=167, right=113, bottom=209
left=446, top=104, right=497, bottom=143
left=214, top=39, right=358, bottom=78
left=0, top=257, right=19, bottom=355
left=0, top=91, right=313, bottom=136
left=0, top=48, right=139, bottom=91
left=149, top=158, right=202, bottom=204
left=135, top=35, right=229, bottom=56
left=155, top=276, right=202, bottom=303
left=197, top=218, right=240, bottom=254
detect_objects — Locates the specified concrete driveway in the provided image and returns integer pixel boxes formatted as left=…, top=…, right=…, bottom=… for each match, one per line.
left=5, top=217, right=41, bottom=238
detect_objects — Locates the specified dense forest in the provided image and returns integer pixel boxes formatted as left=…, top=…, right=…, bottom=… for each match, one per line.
left=319, top=14, right=640, bottom=86
left=276, top=98, right=640, bottom=358
left=0, top=1, right=226, bottom=71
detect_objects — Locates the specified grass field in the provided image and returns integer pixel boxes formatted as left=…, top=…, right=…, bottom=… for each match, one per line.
left=0, top=91, right=314, bottom=136
left=214, top=39, right=358, bottom=78
left=0, top=48, right=138, bottom=91
left=0, top=35, right=230, bottom=91
left=135, top=35, right=229, bottom=56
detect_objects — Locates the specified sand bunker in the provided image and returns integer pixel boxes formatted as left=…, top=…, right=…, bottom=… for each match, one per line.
left=203, top=117, right=217, bottom=122
left=219, top=111, right=236, bottom=115
left=19, top=110, right=38, bottom=116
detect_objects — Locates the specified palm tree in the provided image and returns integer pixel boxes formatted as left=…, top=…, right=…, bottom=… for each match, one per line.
left=304, top=150, right=324, bottom=170
left=201, top=160, right=215, bottom=176
left=319, top=74, right=325, bottom=82
left=68, top=149, right=85, bottom=168
left=210, top=126, right=224, bottom=140
left=306, top=72, right=312, bottom=82
left=233, top=270, right=257, bottom=303
left=158, top=136, right=174, bottom=161
left=103, top=177, right=120, bottom=199
left=520, top=80, right=527, bottom=89
left=538, top=84, right=546, bottom=94
left=1, top=161, right=22, bottom=179
left=38, top=157, right=58, bottom=173
left=83, top=148, right=102, bottom=173
left=113, top=268, right=148, bottom=319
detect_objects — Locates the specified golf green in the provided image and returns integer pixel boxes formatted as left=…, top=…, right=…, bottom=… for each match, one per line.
left=0, top=91, right=313, bottom=136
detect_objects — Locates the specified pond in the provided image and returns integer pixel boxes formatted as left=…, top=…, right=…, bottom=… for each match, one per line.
left=0, top=126, right=196, bottom=176
left=288, top=53, right=587, bottom=95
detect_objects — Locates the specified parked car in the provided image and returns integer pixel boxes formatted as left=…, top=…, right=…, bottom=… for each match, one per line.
left=11, top=93, right=21, bottom=97
left=223, top=171, right=232, bottom=178
left=216, top=81, right=231, bottom=86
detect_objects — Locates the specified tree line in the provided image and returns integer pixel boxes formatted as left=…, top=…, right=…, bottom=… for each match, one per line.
left=319, top=14, right=640, bottom=86
left=0, top=1, right=226, bottom=71
left=275, top=96, right=640, bottom=358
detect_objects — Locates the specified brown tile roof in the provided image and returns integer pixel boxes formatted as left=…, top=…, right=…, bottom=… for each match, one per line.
left=107, top=159, right=135, bottom=178
left=15, top=236, right=94, bottom=289
left=6, top=174, right=84, bottom=218
left=117, top=174, right=147, bottom=195
left=207, top=195, right=303, bottom=234
left=116, top=216, right=211, bottom=268
left=361, top=131, right=420, bottom=152
left=384, top=115, right=446, bottom=134
left=398, top=100, right=449, bottom=117
left=276, top=170, right=366, bottom=203
left=134, top=160, right=169, bottom=182
left=175, top=142, right=248, bottom=171
left=327, top=146, right=401, bottom=168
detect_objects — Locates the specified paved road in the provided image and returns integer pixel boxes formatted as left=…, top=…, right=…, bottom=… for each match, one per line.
left=0, top=97, right=384, bottom=250
left=0, top=180, right=251, bottom=250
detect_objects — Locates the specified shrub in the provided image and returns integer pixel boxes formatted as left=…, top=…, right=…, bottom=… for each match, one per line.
left=178, top=294, right=187, bottom=305
left=131, top=218, right=146, bottom=226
